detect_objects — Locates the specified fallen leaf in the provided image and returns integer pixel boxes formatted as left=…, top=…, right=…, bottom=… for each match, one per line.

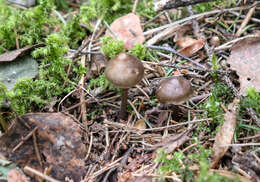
left=0, top=56, right=38, bottom=90
left=161, top=132, right=190, bottom=153
left=227, top=37, right=260, bottom=95
left=211, top=99, right=239, bottom=168
left=105, top=13, right=145, bottom=50
left=0, top=113, right=86, bottom=181
left=177, top=37, right=205, bottom=57
left=8, top=169, right=28, bottom=182
left=0, top=43, right=44, bottom=62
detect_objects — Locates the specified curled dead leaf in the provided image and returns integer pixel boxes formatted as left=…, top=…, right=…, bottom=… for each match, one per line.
left=211, top=99, right=239, bottom=168
left=105, top=13, right=145, bottom=50
left=176, top=37, right=205, bottom=57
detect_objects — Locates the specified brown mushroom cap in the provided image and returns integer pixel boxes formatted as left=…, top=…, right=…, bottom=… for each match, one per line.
left=156, top=76, right=193, bottom=104
left=105, top=53, right=144, bottom=88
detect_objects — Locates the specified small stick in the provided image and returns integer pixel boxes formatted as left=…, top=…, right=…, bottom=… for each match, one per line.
left=24, top=166, right=61, bottom=182
left=14, top=27, right=19, bottom=49
left=154, top=0, right=218, bottom=11
left=104, top=118, right=212, bottom=132
left=220, top=143, right=260, bottom=147
left=146, top=45, right=207, bottom=70
left=132, top=0, right=139, bottom=14
left=12, top=127, right=38, bottom=152
left=84, top=132, right=93, bottom=160
left=79, top=42, right=87, bottom=123
left=236, top=6, right=256, bottom=37
left=144, top=6, right=252, bottom=35
left=32, top=132, right=43, bottom=167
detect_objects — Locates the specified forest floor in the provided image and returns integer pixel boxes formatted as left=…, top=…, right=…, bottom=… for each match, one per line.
left=0, top=0, right=260, bottom=182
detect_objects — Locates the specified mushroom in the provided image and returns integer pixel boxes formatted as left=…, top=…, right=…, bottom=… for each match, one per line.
left=156, top=76, right=193, bottom=106
left=105, top=53, right=144, bottom=120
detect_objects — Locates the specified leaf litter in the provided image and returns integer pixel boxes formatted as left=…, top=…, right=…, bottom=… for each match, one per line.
left=0, top=1, right=260, bottom=182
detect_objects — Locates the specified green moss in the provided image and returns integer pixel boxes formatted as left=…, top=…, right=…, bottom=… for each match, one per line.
left=80, top=0, right=155, bottom=25
left=203, top=83, right=233, bottom=122
left=128, top=43, right=147, bottom=60
left=61, top=15, right=86, bottom=49
left=193, top=0, right=235, bottom=13
left=0, top=0, right=57, bottom=53
left=89, top=73, right=116, bottom=92
left=240, top=88, right=260, bottom=117
left=196, top=83, right=233, bottom=136
left=155, top=139, right=236, bottom=182
left=100, top=36, right=125, bottom=58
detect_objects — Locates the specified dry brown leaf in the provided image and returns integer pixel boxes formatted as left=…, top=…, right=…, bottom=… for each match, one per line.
left=177, top=37, right=205, bottom=57
left=0, top=113, right=86, bottom=181
left=176, top=37, right=196, bottom=49
left=105, top=13, right=145, bottom=50
left=8, top=169, right=28, bottom=182
left=161, top=132, right=190, bottom=153
left=0, top=43, right=44, bottom=62
left=227, top=37, right=260, bottom=95
left=211, top=99, right=239, bottom=168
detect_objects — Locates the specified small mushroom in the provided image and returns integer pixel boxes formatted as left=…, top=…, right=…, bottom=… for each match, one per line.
left=156, top=76, right=193, bottom=105
left=105, top=53, right=144, bottom=120
left=210, top=36, right=220, bottom=47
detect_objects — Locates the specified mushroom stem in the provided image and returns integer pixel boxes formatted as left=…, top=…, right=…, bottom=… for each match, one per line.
left=119, top=88, right=129, bottom=120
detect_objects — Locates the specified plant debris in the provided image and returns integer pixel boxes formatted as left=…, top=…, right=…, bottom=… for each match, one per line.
left=227, top=36, right=260, bottom=95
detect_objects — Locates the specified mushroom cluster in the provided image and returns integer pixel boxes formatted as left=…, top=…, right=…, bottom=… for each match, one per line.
left=105, top=53, right=193, bottom=120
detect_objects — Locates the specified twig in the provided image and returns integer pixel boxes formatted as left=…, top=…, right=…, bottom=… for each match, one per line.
left=104, top=118, right=212, bottom=132
left=66, top=38, right=89, bottom=60
left=236, top=6, right=256, bottom=37
left=144, top=6, right=252, bottom=35
left=53, top=10, right=66, bottom=24
left=214, top=34, right=260, bottom=51
left=84, top=132, right=93, bottom=160
left=154, top=0, right=218, bottom=11
left=87, top=157, right=122, bottom=180
left=32, top=132, right=43, bottom=167
left=14, top=27, right=19, bottom=49
left=24, top=166, right=61, bottom=182
left=132, top=0, right=139, bottom=14
left=146, top=45, right=207, bottom=70
left=228, top=11, right=260, bottom=23
left=220, top=143, right=260, bottom=147
left=12, top=127, right=38, bottom=152
left=79, top=40, right=88, bottom=123
left=103, top=20, right=119, bottom=40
